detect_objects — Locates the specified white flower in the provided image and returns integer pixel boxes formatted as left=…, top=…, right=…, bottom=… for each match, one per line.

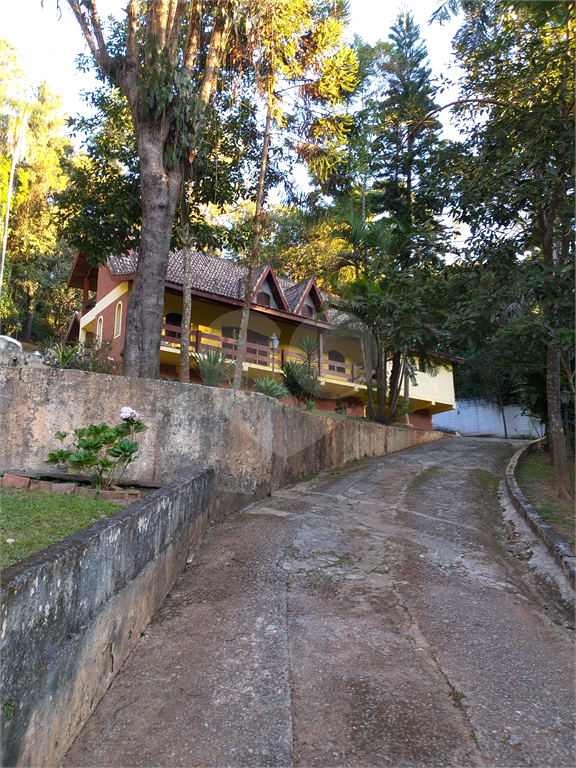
left=120, top=407, right=144, bottom=422
left=6, top=539, right=15, bottom=544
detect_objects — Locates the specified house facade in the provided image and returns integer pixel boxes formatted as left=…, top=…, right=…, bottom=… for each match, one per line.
left=67, top=250, right=457, bottom=428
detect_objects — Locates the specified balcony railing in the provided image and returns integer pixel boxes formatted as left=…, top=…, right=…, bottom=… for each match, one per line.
left=161, top=324, right=368, bottom=383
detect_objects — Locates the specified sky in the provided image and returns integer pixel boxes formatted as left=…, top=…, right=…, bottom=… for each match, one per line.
left=2, top=0, right=463, bottom=136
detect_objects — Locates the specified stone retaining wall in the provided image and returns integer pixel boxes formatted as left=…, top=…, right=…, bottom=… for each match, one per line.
left=0, top=470, right=213, bottom=768
left=505, top=442, right=575, bottom=588
left=0, top=365, right=443, bottom=520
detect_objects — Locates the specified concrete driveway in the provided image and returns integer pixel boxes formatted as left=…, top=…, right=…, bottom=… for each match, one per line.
left=62, top=437, right=575, bottom=768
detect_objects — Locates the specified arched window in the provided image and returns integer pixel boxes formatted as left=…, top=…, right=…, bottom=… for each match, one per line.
left=114, top=302, right=122, bottom=338
left=96, top=316, right=103, bottom=347
left=328, top=349, right=346, bottom=373
left=165, top=312, right=182, bottom=338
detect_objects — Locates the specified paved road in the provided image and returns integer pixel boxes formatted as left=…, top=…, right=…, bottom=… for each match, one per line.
left=63, top=438, right=575, bottom=768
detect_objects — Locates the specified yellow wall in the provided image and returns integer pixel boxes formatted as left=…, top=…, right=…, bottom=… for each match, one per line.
left=160, top=295, right=456, bottom=411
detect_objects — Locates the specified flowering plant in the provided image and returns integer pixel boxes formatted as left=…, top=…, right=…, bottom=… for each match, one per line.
left=46, top=408, right=148, bottom=488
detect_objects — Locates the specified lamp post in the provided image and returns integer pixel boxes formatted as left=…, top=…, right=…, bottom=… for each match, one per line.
left=270, top=333, right=280, bottom=377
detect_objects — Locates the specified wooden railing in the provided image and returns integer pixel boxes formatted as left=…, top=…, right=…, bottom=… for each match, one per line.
left=161, top=325, right=369, bottom=382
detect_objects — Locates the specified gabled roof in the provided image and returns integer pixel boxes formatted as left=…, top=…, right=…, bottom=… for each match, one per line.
left=103, top=249, right=332, bottom=324
left=285, top=277, right=325, bottom=317
left=251, top=263, right=290, bottom=312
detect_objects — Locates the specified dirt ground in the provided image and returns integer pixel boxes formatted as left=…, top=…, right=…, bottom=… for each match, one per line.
left=62, top=437, right=575, bottom=768
left=517, top=449, right=575, bottom=550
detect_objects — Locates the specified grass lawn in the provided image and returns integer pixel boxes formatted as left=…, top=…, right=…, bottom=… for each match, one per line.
left=517, top=449, right=575, bottom=550
left=1, top=489, right=120, bottom=571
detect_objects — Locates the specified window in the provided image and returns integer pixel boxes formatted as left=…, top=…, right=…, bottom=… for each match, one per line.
left=165, top=312, right=182, bottom=338
left=222, top=326, right=269, bottom=346
left=96, top=316, right=103, bottom=347
left=114, top=302, right=122, bottom=338
left=255, top=291, right=271, bottom=307
left=328, top=349, right=346, bottom=373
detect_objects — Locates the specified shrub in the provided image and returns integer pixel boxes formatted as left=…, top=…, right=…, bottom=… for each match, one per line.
left=192, top=348, right=235, bottom=387
left=46, top=407, right=148, bottom=488
left=280, top=360, right=322, bottom=404
left=43, top=337, right=119, bottom=374
left=253, top=377, right=288, bottom=399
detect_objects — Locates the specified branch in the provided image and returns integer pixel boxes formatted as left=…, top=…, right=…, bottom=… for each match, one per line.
left=66, top=0, right=113, bottom=76
left=126, top=0, right=139, bottom=69
left=194, top=1, right=234, bottom=131
left=167, top=0, right=187, bottom=64
left=408, top=97, right=524, bottom=140
left=183, top=0, right=203, bottom=69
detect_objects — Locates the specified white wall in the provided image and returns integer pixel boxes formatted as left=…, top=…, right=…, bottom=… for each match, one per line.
left=433, top=398, right=543, bottom=438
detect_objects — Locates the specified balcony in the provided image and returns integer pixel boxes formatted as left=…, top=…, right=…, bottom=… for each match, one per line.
left=160, top=324, right=366, bottom=385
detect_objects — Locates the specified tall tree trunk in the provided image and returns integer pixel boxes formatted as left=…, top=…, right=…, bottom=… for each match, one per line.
left=361, top=332, right=377, bottom=421
left=23, top=283, right=40, bottom=343
left=384, top=350, right=402, bottom=424
left=547, top=343, right=573, bottom=500
left=122, top=127, right=182, bottom=379
left=498, top=394, right=508, bottom=439
left=401, top=352, right=410, bottom=424
left=233, top=104, right=272, bottom=390
left=178, top=184, right=194, bottom=383
left=376, top=344, right=387, bottom=424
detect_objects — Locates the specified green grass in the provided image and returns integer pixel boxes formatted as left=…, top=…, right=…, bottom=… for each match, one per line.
left=1, top=489, right=120, bottom=570
left=517, top=450, right=575, bottom=549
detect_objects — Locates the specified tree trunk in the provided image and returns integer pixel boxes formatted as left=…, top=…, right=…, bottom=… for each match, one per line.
left=384, top=350, right=402, bottom=424
left=233, top=104, right=272, bottom=390
left=498, top=394, right=508, bottom=439
left=547, top=343, right=573, bottom=500
left=361, top=332, right=377, bottom=421
left=376, top=344, right=387, bottom=424
left=178, top=186, right=194, bottom=383
left=23, top=283, right=41, bottom=343
left=401, top=352, right=409, bottom=423
left=122, top=126, right=182, bottom=379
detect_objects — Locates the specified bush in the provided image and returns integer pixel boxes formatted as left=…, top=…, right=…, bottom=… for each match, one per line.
left=192, top=348, right=235, bottom=387
left=280, top=360, right=322, bottom=404
left=46, top=407, right=148, bottom=488
left=43, top=338, right=119, bottom=374
left=253, top=377, right=288, bottom=399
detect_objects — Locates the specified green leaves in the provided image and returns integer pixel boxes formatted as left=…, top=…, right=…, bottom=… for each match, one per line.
left=45, top=417, right=148, bottom=488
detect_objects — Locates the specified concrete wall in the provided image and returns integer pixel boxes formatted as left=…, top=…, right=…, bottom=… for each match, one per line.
left=0, top=365, right=443, bottom=520
left=1, top=470, right=213, bottom=768
left=433, top=398, right=544, bottom=438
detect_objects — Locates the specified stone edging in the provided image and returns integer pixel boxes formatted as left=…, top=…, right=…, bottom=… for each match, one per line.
left=1, top=473, right=141, bottom=503
left=505, top=441, right=575, bottom=589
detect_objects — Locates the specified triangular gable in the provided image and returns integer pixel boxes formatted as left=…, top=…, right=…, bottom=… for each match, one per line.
left=67, top=252, right=98, bottom=291
left=251, top=263, right=290, bottom=312
left=293, top=277, right=325, bottom=317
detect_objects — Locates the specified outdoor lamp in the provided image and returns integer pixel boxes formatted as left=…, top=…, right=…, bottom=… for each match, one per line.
left=270, top=333, right=280, bottom=375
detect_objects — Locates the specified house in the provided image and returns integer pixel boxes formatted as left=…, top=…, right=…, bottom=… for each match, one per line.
left=66, top=249, right=457, bottom=428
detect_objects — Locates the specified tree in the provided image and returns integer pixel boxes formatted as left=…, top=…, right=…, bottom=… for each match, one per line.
left=448, top=1, right=574, bottom=498
left=231, top=0, right=357, bottom=389
left=332, top=262, right=446, bottom=424
left=1, top=72, right=77, bottom=341
left=62, top=0, right=242, bottom=379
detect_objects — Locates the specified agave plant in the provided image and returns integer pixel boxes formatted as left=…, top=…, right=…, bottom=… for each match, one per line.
left=252, top=377, right=288, bottom=399
left=280, top=361, right=322, bottom=405
left=192, top=348, right=235, bottom=387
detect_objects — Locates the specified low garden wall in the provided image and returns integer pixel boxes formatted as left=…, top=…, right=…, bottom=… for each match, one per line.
left=1, top=469, right=213, bottom=768
left=0, top=364, right=443, bottom=520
